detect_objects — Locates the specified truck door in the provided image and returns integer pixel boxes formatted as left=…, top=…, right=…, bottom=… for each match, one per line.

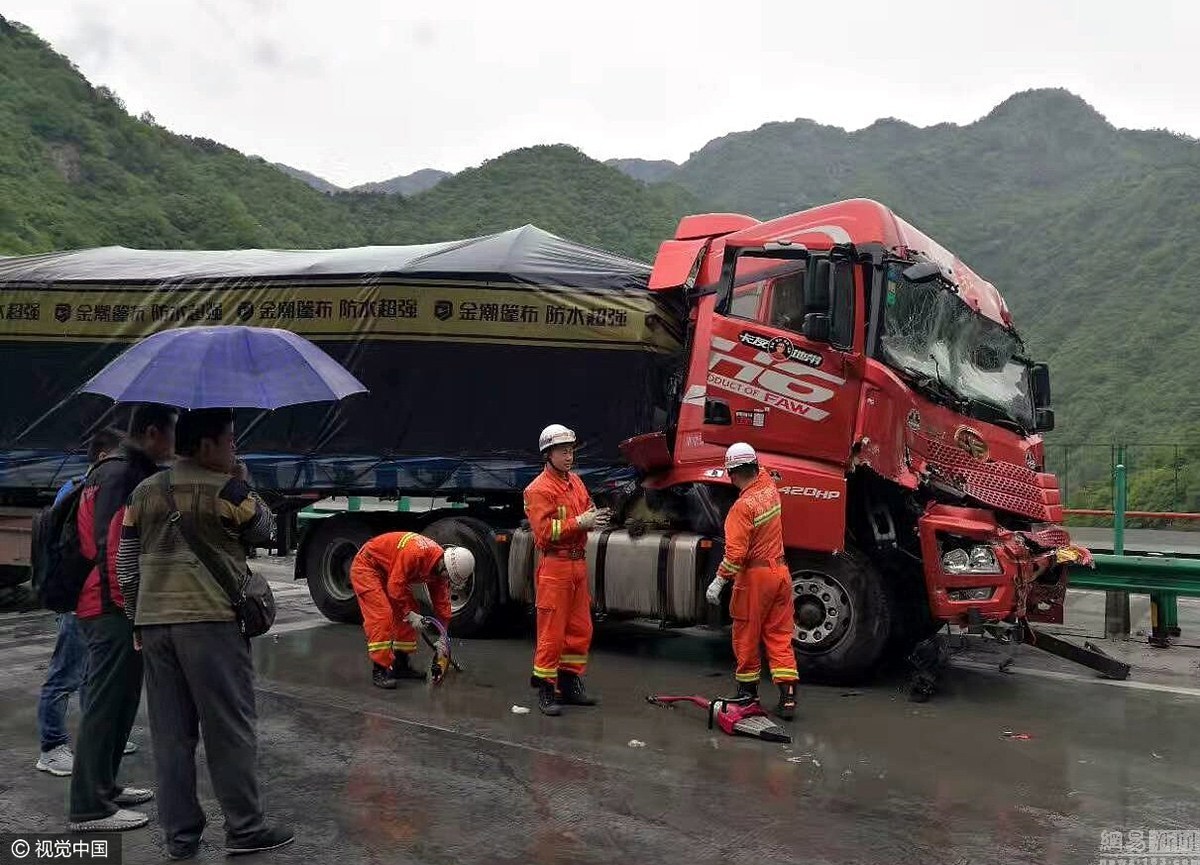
left=700, top=254, right=862, bottom=466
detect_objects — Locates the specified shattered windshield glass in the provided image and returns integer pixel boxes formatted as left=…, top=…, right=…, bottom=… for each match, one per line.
left=880, top=271, right=1035, bottom=431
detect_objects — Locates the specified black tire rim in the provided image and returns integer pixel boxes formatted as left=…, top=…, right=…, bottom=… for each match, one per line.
left=320, top=538, right=359, bottom=603
left=791, top=569, right=853, bottom=653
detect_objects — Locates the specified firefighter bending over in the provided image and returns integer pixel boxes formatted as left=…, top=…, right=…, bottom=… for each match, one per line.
left=705, top=443, right=799, bottom=720
left=524, top=424, right=610, bottom=716
left=348, top=531, right=475, bottom=689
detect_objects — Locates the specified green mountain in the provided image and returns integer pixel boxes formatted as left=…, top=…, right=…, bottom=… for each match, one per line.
left=350, top=168, right=450, bottom=196
left=273, top=163, right=344, bottom=195
left=0, top=16, right=693, bottom=263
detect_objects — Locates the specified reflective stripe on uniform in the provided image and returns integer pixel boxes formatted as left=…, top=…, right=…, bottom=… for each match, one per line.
left=559, top=654, right=588, bottom=665
left=367, top=641, right=393, bottom=652
left=735, top=670, right=761, bottom=682
left=396, top=531, right=417, bottom=550
left=392, top=641, right=418, bottom=652
left=719, top=558, right=742, bottom=573
left=752, top=505, right=781, bottom=527
left=532, top=665, right=558, bottom=679
left=770, top=667, right=798, bottom=681
left=551, top=519, right=562, bottom=541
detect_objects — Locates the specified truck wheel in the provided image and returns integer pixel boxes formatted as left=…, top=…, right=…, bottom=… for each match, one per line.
left=303, top=517, right=373, bottom=624
left=788, top=547, right=892, bottom=683
left=422, top=517, right=500, bottom=638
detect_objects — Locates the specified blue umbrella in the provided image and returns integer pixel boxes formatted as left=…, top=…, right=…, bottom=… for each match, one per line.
left=79, top=325, right=368, bottom=409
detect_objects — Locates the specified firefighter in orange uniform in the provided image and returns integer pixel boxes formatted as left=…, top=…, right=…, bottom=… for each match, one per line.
left=348, top=531, right=476, bottom=689
left=705, top=442, right=799, bottom=720
left=524, top=424, right=610, bottom=716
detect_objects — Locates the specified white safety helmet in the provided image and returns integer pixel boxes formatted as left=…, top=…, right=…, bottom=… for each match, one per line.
left=724, top=442, right=759, bottom=471
left=442, top=546, right=475, bottom=584
left=538, top=423, right=577, bottom=453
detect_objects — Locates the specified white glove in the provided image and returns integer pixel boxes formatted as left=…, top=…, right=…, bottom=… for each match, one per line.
left=576, top=508, right=599, bottom=531
left=706, top=576, right=729, bottom=606
left=434, top=636, right=450, bottom=656
left=404, top=611, right=426, bottom=631
left=593, top=508, right=613, bottom=531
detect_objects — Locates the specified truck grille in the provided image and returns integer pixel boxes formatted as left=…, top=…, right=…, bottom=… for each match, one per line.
left=914, top=433, right=1062, bottom=522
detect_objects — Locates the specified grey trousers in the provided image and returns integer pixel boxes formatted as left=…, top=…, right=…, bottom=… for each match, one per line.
left=140, top=622, right=265, bottom=849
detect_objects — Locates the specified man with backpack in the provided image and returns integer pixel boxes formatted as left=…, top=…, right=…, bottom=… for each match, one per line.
left=68, top=403, right=177, bottom=833
left=34, top=427, right=123, bottom=777
left=118, top=408, right=293, bottom=857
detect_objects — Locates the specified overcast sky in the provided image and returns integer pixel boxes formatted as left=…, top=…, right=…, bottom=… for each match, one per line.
left=5, top=0, right=1199, bottom=188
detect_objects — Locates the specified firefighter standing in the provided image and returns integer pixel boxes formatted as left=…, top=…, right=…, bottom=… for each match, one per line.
left=705, top=442, right=799, bottom=720
left=524, top=424, right=610, bottom=716
left=348, top=531, right=475, bottom=689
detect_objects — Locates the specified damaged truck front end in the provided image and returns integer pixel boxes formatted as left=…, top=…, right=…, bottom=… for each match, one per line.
left=862, top=256, right=1081, bottom=633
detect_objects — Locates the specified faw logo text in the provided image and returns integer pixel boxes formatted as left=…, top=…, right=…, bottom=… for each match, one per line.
left=779, top=486, right=841, bottom=500
left=707, top=335, right=846, bottom=422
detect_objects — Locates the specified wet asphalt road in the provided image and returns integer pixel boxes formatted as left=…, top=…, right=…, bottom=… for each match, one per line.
left=3, top=561, right=1200, bottom=864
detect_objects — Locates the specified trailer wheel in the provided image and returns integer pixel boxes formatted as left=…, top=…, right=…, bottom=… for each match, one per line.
left=303, top=516, right=372, bottom=624
left=788, top=547, right=892, bottom=683
left=422, top=517, right=500, bottom=638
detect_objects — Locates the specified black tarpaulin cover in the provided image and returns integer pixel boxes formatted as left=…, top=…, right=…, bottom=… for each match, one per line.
left=0, top=226, right=685, bottom=497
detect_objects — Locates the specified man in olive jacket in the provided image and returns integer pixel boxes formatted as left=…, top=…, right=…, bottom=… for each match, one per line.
left=117, top=408, right=293, bottom=859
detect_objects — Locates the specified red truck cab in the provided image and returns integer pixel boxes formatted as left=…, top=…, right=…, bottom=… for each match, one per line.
left=622, top=199, right=1073, bottom=679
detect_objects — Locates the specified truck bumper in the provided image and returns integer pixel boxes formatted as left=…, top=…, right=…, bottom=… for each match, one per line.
left=917, top=504, right=1068, bottom=624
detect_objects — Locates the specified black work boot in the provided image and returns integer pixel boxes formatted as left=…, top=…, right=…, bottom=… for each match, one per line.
left=392, top=653, right=427, bottom=681
left=372, top=663, right=397, bottom=690
left=735, top=679, right=759, bottom=701
left=537, top=680, right=562, bottom=716
left=776, top=682, right=797, bottom=721
left=559, top=671, right=598, bottom=706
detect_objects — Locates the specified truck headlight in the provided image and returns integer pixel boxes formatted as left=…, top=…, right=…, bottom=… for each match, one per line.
left=942, top=544, right=1001, bottom=575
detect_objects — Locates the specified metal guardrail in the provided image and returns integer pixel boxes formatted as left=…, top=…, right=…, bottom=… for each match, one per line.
left=1067, top=448, right=1200, bottom=647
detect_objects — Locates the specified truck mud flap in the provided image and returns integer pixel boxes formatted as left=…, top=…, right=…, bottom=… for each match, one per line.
left=1023, top=624, right=1132, bottom=681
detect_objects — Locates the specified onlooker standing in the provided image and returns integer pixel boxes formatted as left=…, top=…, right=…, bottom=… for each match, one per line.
left=68, top=404, right=177, bottom=832
left=35, top=428, right=122, bottom=777
left=119, top=408, right=293, bottom=859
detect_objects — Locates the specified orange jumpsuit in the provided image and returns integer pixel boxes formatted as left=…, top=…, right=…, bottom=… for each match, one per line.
left=717, top=468, right=799, bottom=684
left=524, top=466, right=595, bottom=683
left=349, top=531, right=451, bottom=668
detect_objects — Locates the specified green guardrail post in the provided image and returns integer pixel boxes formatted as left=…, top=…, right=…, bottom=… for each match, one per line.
left=1104, top=449, right=1131, bottom=639
left=397, top=497, right=410, bottom=512
left=347, top=496, right=362, bottom=512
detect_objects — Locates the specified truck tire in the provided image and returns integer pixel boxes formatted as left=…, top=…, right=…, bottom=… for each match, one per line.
left=303, top=516, right=373, bottom=624
left=788, top=546, right=893, bottom=683
left=421, top=516, right=501, bottom=638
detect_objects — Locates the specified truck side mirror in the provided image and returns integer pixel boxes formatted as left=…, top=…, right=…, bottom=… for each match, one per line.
left=802, top=313, right=831, bottom=343
left=1030, top=362, right=1051, bottom=409
left=1034, top=408, right=1055, bottom=433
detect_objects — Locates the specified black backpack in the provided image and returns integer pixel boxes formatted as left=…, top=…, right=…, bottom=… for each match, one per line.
left=30, top=457, right=120, bottom=613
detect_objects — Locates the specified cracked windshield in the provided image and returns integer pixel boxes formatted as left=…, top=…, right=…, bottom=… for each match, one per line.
left=881, top=270, right=1035, bottom=430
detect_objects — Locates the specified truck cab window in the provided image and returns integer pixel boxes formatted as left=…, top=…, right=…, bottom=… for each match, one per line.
left=730, top=283, right=765, bottom=319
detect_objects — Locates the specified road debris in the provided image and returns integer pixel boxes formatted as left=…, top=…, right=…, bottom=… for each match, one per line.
left=511, top=705, right=531, bottom=715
